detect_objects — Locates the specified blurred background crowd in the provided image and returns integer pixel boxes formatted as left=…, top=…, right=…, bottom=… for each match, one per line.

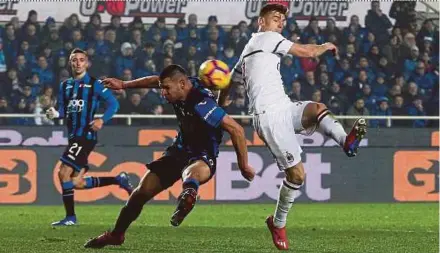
left=0, top=1, right=438, bottom=127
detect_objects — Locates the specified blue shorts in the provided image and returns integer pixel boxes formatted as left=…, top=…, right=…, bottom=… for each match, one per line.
left=146, top=146, right=217, bottom=189
left=60, top=138, right=97, bottom=172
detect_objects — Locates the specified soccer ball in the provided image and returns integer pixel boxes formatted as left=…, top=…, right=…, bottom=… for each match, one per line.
left=198, top=59, right=231, bottom=90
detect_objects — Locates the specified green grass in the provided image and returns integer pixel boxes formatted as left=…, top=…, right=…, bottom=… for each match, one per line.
left=0, top=204, right=438, bottom=253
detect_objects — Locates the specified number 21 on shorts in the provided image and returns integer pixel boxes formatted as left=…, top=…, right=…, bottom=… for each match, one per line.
left=68, top=143, right=82, bottom=160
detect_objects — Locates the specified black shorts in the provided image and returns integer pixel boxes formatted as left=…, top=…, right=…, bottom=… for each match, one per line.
left=147, top=146, right=217, bottom=189
left=60, top=137, right=97, bottom=172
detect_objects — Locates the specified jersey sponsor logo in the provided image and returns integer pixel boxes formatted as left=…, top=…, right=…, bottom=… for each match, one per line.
left=204, top=107, right=217, bottom=121
left=198, top=101, right=207, bottom=106
left=80, top=0, right=188, bottom=18
left=0, top=150, right=37, bottom=203
left=393, top=132, right=439, bottom=202
left=67, top=99, right=85, bottom=113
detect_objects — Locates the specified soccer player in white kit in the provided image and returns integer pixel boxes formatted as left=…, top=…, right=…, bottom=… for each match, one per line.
left=219, top=3, right=367, bottom=250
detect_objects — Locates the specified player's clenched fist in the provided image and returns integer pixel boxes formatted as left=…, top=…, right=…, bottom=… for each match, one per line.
left=45, top=107, right=59, bottom=119
left=240, top=164, right=256, bottom=182
left=102, top=78, right=125, bottom=90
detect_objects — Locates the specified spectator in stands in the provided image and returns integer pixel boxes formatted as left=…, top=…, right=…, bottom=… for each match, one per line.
left=372, top=72, right=388, bottom=97
left=46, top=30, right=64, bottom=53
left=367, top=44, right=381, bottom=69
left=128, top=17, right=145, bottom=34
left=403, top=45, right=419, bottom=79
left=85, top=14, right=102, bottom=42
left=403, top=81, right=420, bottom=104
left=148, top=17, right=168, bottom=40
left=89, top=29, right=111, bottom=60
left=416, top=20, right=438, bottom=53
left=301, top=71, right=320, bottom=99
left=409, top=61, right=435, bottom=94
left=389, top=1, right=416, bottom=32
left=104, top=29, right=120, bottom=55
left=248, top=16, right=259, bottom=34
left=311, top=89, right=323, bottom=103
left=282, top=18, right=300, bottom=40
left=32, top=56, right=54, bottom=86
left=135, top=59, right=156, bottom=79
left=345, top=98, right=370, bottom=127
left=365, top=1, right=393, bottom=46
left=376, top=55, right=395, bottom=77
left=220, top=47, right=238, bottom=69
left=288, top=80, right=303, bottom=102
left=115, top=42, right=135, bottom=77
left=41, top=17, right=57, bottom=42
left=334, top=58, right=351, bottom=83
left=400, top=32, right=417, bottom=63
left=201, top=15, right=225, bottom=44
left=186, top=60, right=197, bottom=77
left=390, top=95, right=408, bottom=127
left=302, top=17, right=324, bottom=44
left=370, top=97, right=392, bottom=127
left=0, top=39, right=6, bottom=81
left=343, top=15, right=368, bottom=43
left=388, top=84, right=402, bottom=101
left=175, top=18, right=189, bottom=43
left=22, top=24, right=39, bottom=54
left=226, top=25, right=247, bottom=55
left=0, top=96, right=13, bottom=124
left=20, top=40, right=37, bottom=68
left=22, top=10, right=41, bottom=35
left=327, top=82, right=348, bottom=112
left=407, top=97, right=427, bottom=127
left=3, top=23, right=19, bottom=67
left=318, top=71, right=330, bottom=100
left=381, top=35, right=403, bottom=66
left=359, top=84, right=377, bottom=112
left=280, top=55, right=300, bottom=90
left=238, top=20, right=250, bottom=40
left=226, top=96, right=249, bottom=125
left=187, top=14, right=200, bottom=36
left=72, top=29, right=87, bottom=50
left=322, top=18, right=342, bottom=43
left=105, top=15, right=127, bottom=44
left=59, top=14, right=82, bottom=42
left=6, top=68, right=23, bottom=98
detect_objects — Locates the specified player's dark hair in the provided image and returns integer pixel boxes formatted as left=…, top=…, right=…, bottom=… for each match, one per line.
left=159, top=64, right=187, bottom=81
left=259, top=3, right=288, bottom=17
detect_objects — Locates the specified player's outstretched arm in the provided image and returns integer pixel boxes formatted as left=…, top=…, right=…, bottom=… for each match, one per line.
left=90, top=81, right=120, bottom=131
left=288, top=42, right=338, bottom=58
left=220, top=115, right=255, bottom=181
left=102, top=75, right=160, bottom=90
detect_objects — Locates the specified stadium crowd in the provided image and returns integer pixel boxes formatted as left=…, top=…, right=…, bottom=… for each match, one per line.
left=0, top=1, right=438, bottom=127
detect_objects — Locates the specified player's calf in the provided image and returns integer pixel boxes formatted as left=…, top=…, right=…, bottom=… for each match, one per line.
left=170, top=178, right=199, bottom=227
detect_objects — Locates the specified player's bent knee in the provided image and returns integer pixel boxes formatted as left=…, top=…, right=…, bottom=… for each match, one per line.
left=285, top=163, right=305, bottom=185
left=58, top=164, right=74, bottom=182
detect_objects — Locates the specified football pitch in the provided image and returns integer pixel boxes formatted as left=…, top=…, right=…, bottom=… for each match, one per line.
left=0, top=203, right=438, bottom=253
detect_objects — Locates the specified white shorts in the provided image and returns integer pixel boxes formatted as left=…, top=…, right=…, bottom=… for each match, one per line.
left=253, top=101, right=313, bottom=170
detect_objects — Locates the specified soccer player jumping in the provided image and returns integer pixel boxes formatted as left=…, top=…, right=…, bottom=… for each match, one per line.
left=219, top=4, right=367, bottom=250
left=84, top=64, right=255, bottom=249
left=46, top=48, right=133, bottom=226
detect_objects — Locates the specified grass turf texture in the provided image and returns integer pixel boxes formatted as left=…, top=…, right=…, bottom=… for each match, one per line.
left=0, top=203, right=437, bottom=253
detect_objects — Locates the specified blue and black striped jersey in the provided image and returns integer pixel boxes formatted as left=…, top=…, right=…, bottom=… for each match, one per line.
left=172, top=77, right=226, bottom=158
left=57, top=72, right=119, bottom=140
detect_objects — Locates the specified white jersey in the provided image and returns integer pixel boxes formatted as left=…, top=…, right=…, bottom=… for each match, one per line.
left=232, top=31, right=294, bottom=114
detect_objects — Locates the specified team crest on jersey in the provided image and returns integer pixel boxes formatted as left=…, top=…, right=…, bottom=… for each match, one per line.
left=285, top=151, right=294, bottom=163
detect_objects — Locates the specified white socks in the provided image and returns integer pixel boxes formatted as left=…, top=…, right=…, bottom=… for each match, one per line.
left=317, top=109, right=347, bottom=147
left=273, top=179, right=301, bottom=228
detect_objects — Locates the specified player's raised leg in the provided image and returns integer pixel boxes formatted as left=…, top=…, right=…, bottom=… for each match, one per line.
left=75, top=172, right=134, bottom=195
left=267, top=162, right=304, bottom=250
left=170, top=159, right=212, bottom=227
left=84, top=170, right=165, bottom=248
left=302, top=102, right=367, bottom=157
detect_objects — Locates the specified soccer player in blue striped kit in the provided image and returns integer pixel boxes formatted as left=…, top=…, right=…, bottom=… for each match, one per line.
left=46, top=48, right=133, bottom=226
